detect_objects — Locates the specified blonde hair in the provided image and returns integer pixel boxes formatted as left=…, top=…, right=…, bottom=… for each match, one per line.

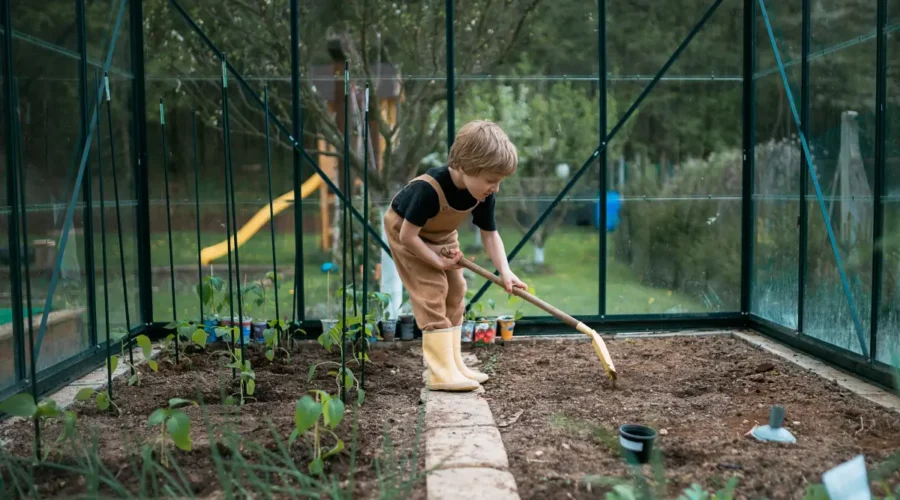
left=448, top=120, right=518, bottom=177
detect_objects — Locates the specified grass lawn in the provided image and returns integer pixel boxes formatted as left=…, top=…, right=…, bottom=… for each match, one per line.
left=20, top=223, right=712, bottom=329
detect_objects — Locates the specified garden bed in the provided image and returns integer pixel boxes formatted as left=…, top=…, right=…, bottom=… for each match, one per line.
left=476, top=333, right=900, bottom=499
left=0, top=338, right=427, bottom=499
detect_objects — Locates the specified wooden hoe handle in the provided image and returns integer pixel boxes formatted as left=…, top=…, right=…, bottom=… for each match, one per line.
left=456, top=256, right=579, bottom=330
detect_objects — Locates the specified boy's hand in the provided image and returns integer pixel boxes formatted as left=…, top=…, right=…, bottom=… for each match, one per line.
left=500, top=270, right=527, bottom=294
left=435, top=248, right=463, bottom=271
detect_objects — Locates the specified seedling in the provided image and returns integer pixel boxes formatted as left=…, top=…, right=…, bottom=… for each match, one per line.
left=223, top=329, right=257, bottom=406
left=108, top=332, right=157, bottom=387
left=197, top=275, right=229, bottom=318
left=74, top=387, right=119, bottom=415
left=0, top=394, right=78, bottom=460
left=466, top=297, right=496, bottom=321
left=164, top=319, right=209, bottom=350
left=148, top=398, right=197, bottom=468
left=310, top=317, right=365, bottom=403
left=289, top=390, right=346, bottom=475
left=264, top=320, right=293, bottom=362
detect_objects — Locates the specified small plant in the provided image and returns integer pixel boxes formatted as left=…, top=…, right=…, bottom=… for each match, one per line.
left=0, top=394, right=78, bottom=460
left=263, top=320, right=293, bottom=362
left=74, top=387, right=119, bottom=415
left=310, top=314, right=366, bottom=402
left=290, top=390, right=346, bottom=475
left=108, top=332, right=157, bottom=386
left=466, top=298, right=496, bottom=321
left=163, top=319, right=210, bottom=358
left=148, top=398, right=197, bottom=468
left=223, top=330, right=257, bottom=406
left=197, top=275, right=229, bottom=318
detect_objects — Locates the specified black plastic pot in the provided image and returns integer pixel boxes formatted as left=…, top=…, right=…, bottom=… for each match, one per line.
left=617, top=424, right=657, bottom=464
left=398, top=314, right=415, bottom=341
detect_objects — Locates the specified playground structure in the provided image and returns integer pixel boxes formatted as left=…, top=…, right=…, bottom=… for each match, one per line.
left=200, top=60, right=402, bottom=264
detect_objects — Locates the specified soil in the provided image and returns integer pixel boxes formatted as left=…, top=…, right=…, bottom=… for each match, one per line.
left=476, top=333, right=900, bottom=500
left=0, top=338, right=428, bottom=499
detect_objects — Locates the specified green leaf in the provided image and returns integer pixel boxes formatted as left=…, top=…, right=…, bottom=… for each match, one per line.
left=96, top=391, right=110, bottom=411
left=128, top=373, right=139, bottom=386
left=0, top=394, right=37, bottom=417
left=308, top=458, right=324, bottom=476
left=357, top=389, right=366, bottom=405
left=136, top=334, right=152, bottom=359
left=191, top=329, right=208, bottom=348
left=36, top=400, right=61, bottom=418
left=343, top=371, right=354, bottom=390
left=149, top=360, right=159, bottom=372
left=307, top=364, right=316, bottom=383
left=167, top=411, right=192, bottom=451
left=62, top=411, right=77, bottom=439
left=288, top=428, right=300, bottom=448
left=108, top=355, right=119, bottom=374
left=246, top=379, right=256, bottom=396
left=323, top=398, right=345, bottom=430
left=265, top=349, right=275, bottom=362
left=75, top=388, right=96, bottom=401
left=224, top=396, right=235, bottom=406
left=148, top=408, right=168, bottom=427
left=168, top=398, right=196, bottom=409
left=294, top=395, right=322, bottom=435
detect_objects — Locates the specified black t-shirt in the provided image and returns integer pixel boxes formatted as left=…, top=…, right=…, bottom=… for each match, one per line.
left=390, top=165, right=496, bottom=231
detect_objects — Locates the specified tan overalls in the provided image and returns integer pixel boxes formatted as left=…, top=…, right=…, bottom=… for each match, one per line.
left=384, top=174, right=475, bottom=332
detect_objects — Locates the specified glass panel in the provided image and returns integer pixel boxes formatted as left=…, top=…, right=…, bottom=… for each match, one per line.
left=299, top=0, right=448, bottom=321
left=879, top=26, right=900, bottom=365
left=11, top=0, right=77, bottom=51
left=12, top=37, right=92, bottom=375
left=606, top=78, right=742, bottom=315
left=603, top=2, right=743, bottom=315
left=802, top=1, right=877, bottom=355
left=608, top=0, right=742, bottom=77
left=0, top=28, right=13, bottom=391
left=451, top=0, right=600, bottom=317
left=90, top=3, right=139, bottom=341
left=752, top=2, right=802, bottom=328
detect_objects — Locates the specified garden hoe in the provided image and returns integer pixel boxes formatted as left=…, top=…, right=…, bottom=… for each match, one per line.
left=455, top=254, right=618, bottom=383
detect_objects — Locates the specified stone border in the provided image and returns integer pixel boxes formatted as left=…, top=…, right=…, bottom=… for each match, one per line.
left=421, top=352, right=520, bottom=500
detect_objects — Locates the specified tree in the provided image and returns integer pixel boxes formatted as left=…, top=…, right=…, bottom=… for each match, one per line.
left=451, top=58, right=633, bottom=267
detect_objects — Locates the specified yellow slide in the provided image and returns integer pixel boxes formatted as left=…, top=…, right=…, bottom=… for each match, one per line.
left=199, top=175, right=323, bottom=265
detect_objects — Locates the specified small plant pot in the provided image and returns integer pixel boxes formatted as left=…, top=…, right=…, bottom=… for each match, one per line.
left=398, top=315, right=415, bottom=341
left=251, top=320, right=268, bottom=344
left=380, top=319, right=398, bottom=342
left=234, top=316, right=252, bottom=344
left=461, top=320, right=476, bottom=342
left=617, top=424, right=657, bottom=465
left=497, top=315, right=516, bottom=341
left=203, top=315, right=219, bottom=343
left=320, top=318, right=339, bottom=336
left=473, top=319, right=496, bottom=344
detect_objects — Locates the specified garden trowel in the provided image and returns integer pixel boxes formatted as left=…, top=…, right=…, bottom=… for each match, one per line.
left=454, top=254, right=617, bottom=382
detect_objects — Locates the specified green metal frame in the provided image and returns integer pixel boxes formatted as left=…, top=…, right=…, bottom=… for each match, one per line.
left=1, top=0, right=897, bottom=413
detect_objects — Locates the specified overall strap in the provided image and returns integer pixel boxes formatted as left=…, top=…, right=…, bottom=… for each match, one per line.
left=417, top=174, right=451, bottom=212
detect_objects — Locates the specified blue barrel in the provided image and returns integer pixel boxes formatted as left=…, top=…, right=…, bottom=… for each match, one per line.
left=595, top=191, right=622, bottom=231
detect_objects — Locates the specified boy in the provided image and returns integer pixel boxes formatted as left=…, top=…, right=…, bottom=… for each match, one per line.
left=383, top=120, right=527, bottom=392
